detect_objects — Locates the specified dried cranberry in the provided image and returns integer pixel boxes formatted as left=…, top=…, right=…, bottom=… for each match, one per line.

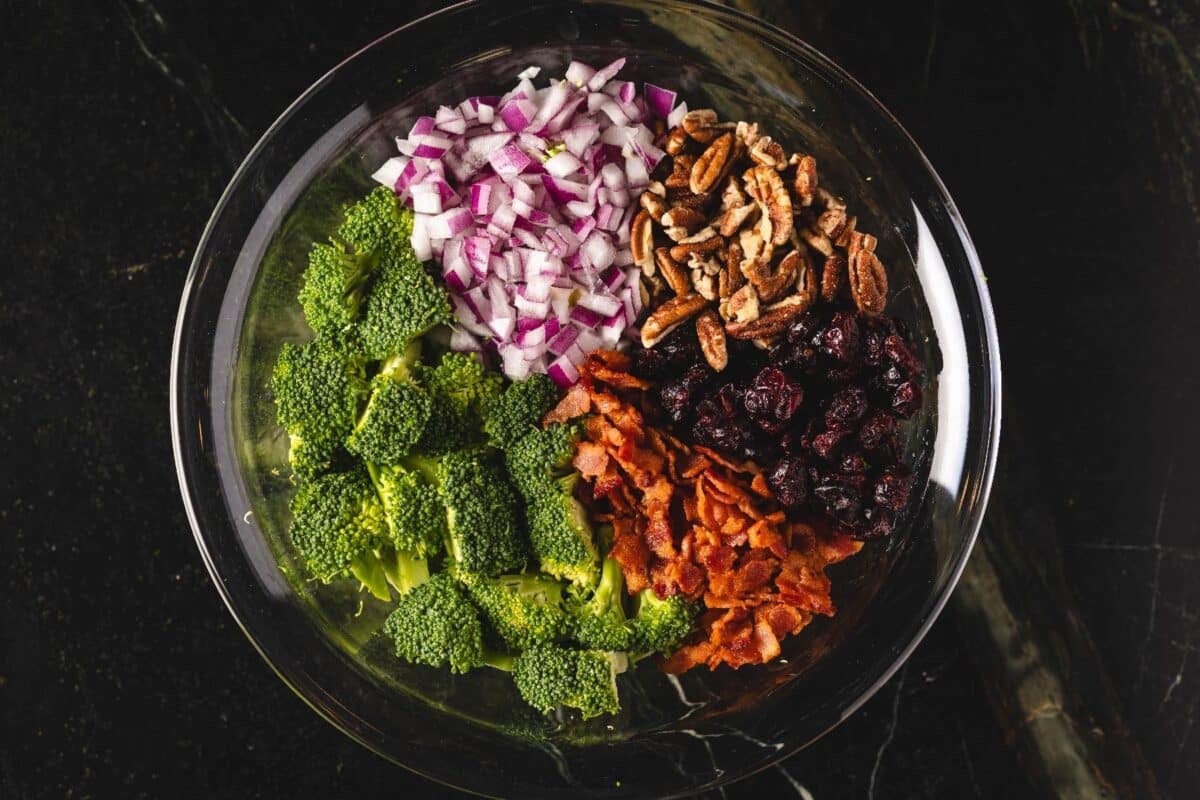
left=813, top=478, right=863, bottom=524
left=884, top=334, right=923, bottom=376
left=811, top=427, right=847, bottom=460
left=693, top=384, right=755, bottom=455
left=767, top=456, right=809, bottom=509
left=862, top=327, right=887, bottom=367
left=659, top=364, right=713, bottom=424
left=774, top=342, right=819, bottom=375
left=875, top=363, right=906, bottom=392
left=821, top=311, right=861, bottom=363
left=873, top=468, right=913, bottom=511
left=744, top=366, right=804, bottom=422
left=858, top=410, right=897, bottom=453
left=825, top=386, right=868, bottom=426
left=786, top=312, right=823, bottom=347
left=839, top=451, right=869, bottom=474
left=635, top=326, right=702, bottom=377
left=856, top=506, right=895, bottom=540
left=891, top=380, right=923, bottom=418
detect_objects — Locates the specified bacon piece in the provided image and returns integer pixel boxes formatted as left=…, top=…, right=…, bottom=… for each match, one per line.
left=572, top=441, right=610, bottom=480
left=544, top=382, right=591, bottom=424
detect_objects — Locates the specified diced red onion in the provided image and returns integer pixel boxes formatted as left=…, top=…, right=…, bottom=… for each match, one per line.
left=644, top=84, right=677, bottom=119
left=667, top=101, right=688, bottom=129
left=586, top=57, right=627, bottom=91
left=499, top=98, right=537, bottom=132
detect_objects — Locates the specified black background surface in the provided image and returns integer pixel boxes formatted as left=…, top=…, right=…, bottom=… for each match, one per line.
left=1, top=1, right=1197, bottom=798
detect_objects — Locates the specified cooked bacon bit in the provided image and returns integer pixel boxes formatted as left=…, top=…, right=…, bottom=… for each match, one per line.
left=567, top=351, right=857, bottom=672
left=544, top=382, right=591, bottom=424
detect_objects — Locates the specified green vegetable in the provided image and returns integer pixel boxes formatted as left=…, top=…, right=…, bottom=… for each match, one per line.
left=459, top=571, right=570, bottom=650
left=513, top=643, right=627, bottom=719
left=272, top=340, right=365, bottom=480
left=417, top=352, right=503, bottom=453
left=336, top=185, right=412, bottom=259
left=436, top=451, right=527, bottom=575
left=346, top=342, right=431, bottom=465
left=297, top=241, right=378, bottom=344
left=569, top=557, right=633, bottom=651
left=483, top=373, right=559, bottom=450
left=287, top=467, right=391, bottom=599
left=630, top=589, right=698, bottom=657
left=383, top=572, right=487, bottom=674
left=505, top=425, right=599, bottom=587
left=367, top=461, right=447, bottom=559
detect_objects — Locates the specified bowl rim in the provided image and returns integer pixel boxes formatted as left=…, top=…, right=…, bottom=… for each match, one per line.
left=171, top=0, right=1001, bottom=792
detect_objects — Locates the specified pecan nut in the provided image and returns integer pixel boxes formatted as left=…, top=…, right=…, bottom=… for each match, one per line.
left=690, top=132, right=735, bottom=195
left=820, top=253, right=846, bottom=303
left=726, top=294, right=811, bottom=339
left=640, top=292, right=710, bottom=347
left=791, top=154, right=818, bottom=207
left=745, top=165, right=793, bottom=246
left=630, top=210, right=655, bottom=275
left=749, top=136, right=786, bottom=170
left=654, top=247, right=692, bottom=295
left=745, top=248, right=803, bottom=304
left=725, top=283, right=760, bottom=324
left=665, top=154, right=696, bottom=189
left=719, top=202, right=758, bottom=237
left=640, top=190, right=667, bottom=222
left=848, top=249, right=888, bottom=317
left=795, top=251, right=819, bottom=309
left=668, top=230, right=723, bottom=262
left=719, top=241, right=746, bottom=302
left=664, top=126, right=689, bottom=155
left=661, top=205, right=706, bottom=231
left=799, top=225, right=834, bottom=257
left=695, top=309, right=728, bottom=371
left=681, top=109, right=730, bottom=143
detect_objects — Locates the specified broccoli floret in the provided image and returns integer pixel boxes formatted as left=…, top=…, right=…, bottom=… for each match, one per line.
left=346, top=343, right=431, bottom=465
left=384, top=572, right=486, bottom=674
left=569, top=557, right=633, bottom=651
left=297, top=241, right=377, bottom=343
left=272, top=339, right=366, bottom=479
left=367, top=461, right=446, bottom=558
left=504, top=425, right=598, bottom=586
left=336, top=185, right=412, bottom=259
left=436, top=451, right=526, bottom=575
left=459, top=571, right=570, bottom=650
left=416, top=352, right=503, bottom=453
left=524, top=476, right=600, bottom=587
left=630, top=589, right=698, bottom=657
left=483, top=373, right=559, bottom=450
left=512, top=643, right=627, bottom=719
left=287, top=467, right=392, bottom=599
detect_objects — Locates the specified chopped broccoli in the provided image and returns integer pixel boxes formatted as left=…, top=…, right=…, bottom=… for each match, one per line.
left=297, top=241, right=377, bottom=343
left=272, top=340, right=365, bottom=480
left=483, top=373, right=559, bottom=450
left=513, top=643, right=627, bottom=719
left=630, top=589, right=698, bottom=657
left=569, top=557, right=633, bottom=651
left=287, top=467, right=391, bottom=599
left=367, top=461, right=446, bottom=558
left=346, top=343, right=431, bottom=465
left=379, top=548, right=432, bottom=596
left=383, top=572, right=486, bottom=674
left=504, top=424, right=598, bottom=587
left=459, top=571, right=570, bottom=650
left=336, top=185, right=412, bottom=259
left=416, top=352, right=503, bottom=453
left=436, top=451, right=526, bottom=575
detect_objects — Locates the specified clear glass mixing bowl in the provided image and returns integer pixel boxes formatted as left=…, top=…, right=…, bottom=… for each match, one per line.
left=171, top=1, right=1001, bottom=796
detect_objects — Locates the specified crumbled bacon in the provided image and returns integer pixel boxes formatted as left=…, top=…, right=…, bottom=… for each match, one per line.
left=548, top=350, right=866, bottom=673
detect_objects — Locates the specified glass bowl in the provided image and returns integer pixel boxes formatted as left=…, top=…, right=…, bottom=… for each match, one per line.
left=170, top=1, right=1001, bottom=796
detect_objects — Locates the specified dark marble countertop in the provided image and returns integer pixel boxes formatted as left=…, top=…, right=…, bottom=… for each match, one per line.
left=2, top=1, right=1197, bottom=797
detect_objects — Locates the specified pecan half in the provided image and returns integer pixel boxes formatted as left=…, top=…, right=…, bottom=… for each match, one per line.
left=745, top=248, right=802, bottom=304
left=795, top=252, right=819, bottom=309
left=661, top=205, right=706, bottom=231
left=640, top=190, right=667, bottom=222
left=746, top=165, right=793, bottom=246
left=726, top=283, right=760, bottom=324
left=681, top=109, right=731, bottom=143
left=749, top=136, right=787, bottom=170
left=692, top=271, right=717, bottom=301
left=791, top=154, right=818, bottom=207
left=816, top=204, right=848, bottom=240
left=835, top=215, right=858, bottom=248
left=735, top=120, right=761, bottom=148
left=848, top=249, right=887, bottom=317
left=820, top=253, right=846, bottom=303
left=726, top=294, right=810, bottom=339
left=655, top=247, right=692, bottom=295
left=665, top=154, right=696, bottom=189
left=695, top=310, right=728, bottom=371
left=719, top=202, right=758, bottom=237
left=719, top=242, right=746, bottom=301
left=799, top=225, right=834, bottom=257
left=630, top=210, right=655, bottom=275
left=641, top=292, right=709, bottom=347
left=690, top=132, right=735, bottom=194
left=669, top=230, right=723, bottom=262
left=664, top=126, right=689, bottom=155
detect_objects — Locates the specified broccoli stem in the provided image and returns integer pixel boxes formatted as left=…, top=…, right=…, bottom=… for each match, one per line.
left=381, top=549, right=430, bottom=596
left=480, top=652, right=516, bottom=672
left=349, top=552, right=391, bottom=600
